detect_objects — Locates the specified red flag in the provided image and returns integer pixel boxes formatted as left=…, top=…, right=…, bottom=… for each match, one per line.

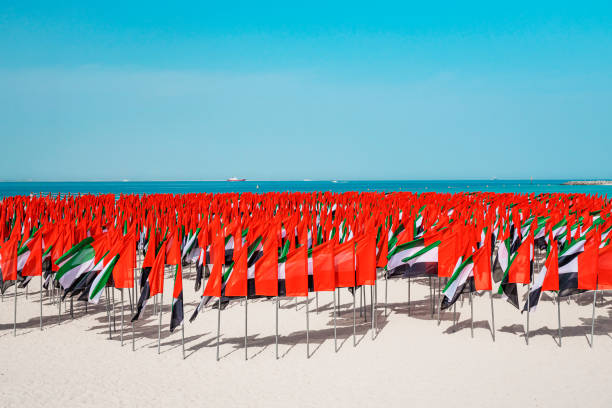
left=376, top=228, right=388, bottom=268
left=541, top=240, right=559, bottom=291
left=149, top=242, right=166, bottom=297
left=285, top=245, right=308, bottom=296
left=225, top=245, right=247, bottom=297
left=334, top=239, right=355, bottom=288
left=0, top=236, right=19, bottom=281
left=166, top=230, right=181, bottom=266
left=578, top=235, right=598, bottom=290
left=473, top=239, right=492, bottom=291
left=508, top=234, right=532, bottom=284
left=172, top=263, right=183, bottom=299
left=22, top=230, right=43, bottom=277
left=356, top=233, right=376, bottom=286
left=203, top=235, right=224, bottom=297
left=112, top=230, right=136, bottom=289
left=255, top=232, right=278, bottom=296
left=438, top=230, right=459, bottom=278
left=597, top=243, right=612, bottom=290
left=312, top=240, right=335, bottom=291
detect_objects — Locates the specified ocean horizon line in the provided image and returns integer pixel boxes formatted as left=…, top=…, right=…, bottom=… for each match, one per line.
left=0, top=178, right=600, bottom=183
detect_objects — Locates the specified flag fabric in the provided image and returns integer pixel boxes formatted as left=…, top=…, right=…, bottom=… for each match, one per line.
left=523, top=238, right=559, bottom=312
left=334, top=240, right=355, bottom=288
left=22, top=230, right=43, bottom=277
left=132, top=241, right=166, bottom=322
left=356, top=233, right=376, bottom=286
left=169, top=263, right=183, bottom=332
left=225, top=244, right=248, bottom=297
left=312, top=240, right=335, bottom=291
left=472, top=239, right=492, bottom=291
left=558, top=238, right=586, bottom=297
left=168, top=232, right=184, bottom=332
left=55, top=237, right=97, bottom=291
left=0, top=235, right=19, bottom=293
left=285, top=244, right=308, bottom=296
left=441, top=255, right=475, bottom=310
left=255, top=232, right=279, bottom=296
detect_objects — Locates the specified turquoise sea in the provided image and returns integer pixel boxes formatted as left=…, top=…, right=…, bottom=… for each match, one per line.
left=0, top=180, right=610, bottom=197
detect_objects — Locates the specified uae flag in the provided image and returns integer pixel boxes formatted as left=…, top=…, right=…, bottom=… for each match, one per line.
left=402, top=232, right=441, bottom=276
left=523, top=237, right=559, bottom=313
left=88, top=252, right=120, bottom=304
left=441, top=255, right=475, bottom=310
left=18, top=230, right=43, bottom=290
left=132, top=241, right=166, bottom=322
left=169, top=264, right=183, bottom=332
left=181, top=227, right=201, bottom=264
left=225, top=244, right=248, bottom=297
left=386, top=238, right=426, bottom=278
left=246, top=235, right=264, bottom=296
left=276, top=240, right=291, bottom=296
left=495, top=238, right=520, bottom=309
left=54, top=237, right=97, bottom=292
left=190, top=235, right=225, bottom=322
left=557, top=237, right=587, bottom=297
left=168, top=231, right=184, bottom=332
left=87, top=236, right=126, bottom=304
left=194, top=247, right=205, bottom=292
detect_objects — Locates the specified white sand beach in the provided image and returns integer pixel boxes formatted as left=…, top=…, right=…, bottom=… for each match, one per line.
left=2, top=268, right=612, bottom=408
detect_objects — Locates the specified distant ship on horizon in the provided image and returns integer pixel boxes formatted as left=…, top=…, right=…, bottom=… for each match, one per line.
left=226, top=177, right=246, bottom=182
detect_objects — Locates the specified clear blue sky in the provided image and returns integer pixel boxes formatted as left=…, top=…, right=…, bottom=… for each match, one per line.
left=1, top=1, right=611, bottom=181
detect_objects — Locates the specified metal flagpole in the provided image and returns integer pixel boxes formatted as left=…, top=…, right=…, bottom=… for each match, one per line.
left=40, top=275, right=43, bottom=330
left=120, top=289, right=124, bottom=346
left=371, top=285, right=375, bottom=340
left=363, top=286, right=367, bottom=322
left=132, top=268, right=136, bottom=308
left=408, top=277, right=411, bottom=316
left=452, top=302, right=457, bottom=329
left=306, top=293, right=310, bottom=358
left=469, top=290, right=474, bottom=338
left=333, top=289, right=337, bottom=352
left=359, top=285, right=363, bottom=317
left=429, top=276, right=433, bottom=317
left=181, top=321, right=185, bottom=360
left=338, top=289, right=341, bottom=315
left=105, top=288, right=112, bottom=339
left=216, top=297, right=221, bottom=361
left=316, top=292, right=319, bottom=314
left=384, top=270, right=388, bottom=317
left=557, top=292, right=562, bottom=347
left=112, top=288, right=116, bottom=332
left=157, top=293, right=163, bottom=354
left=490, top=290, right=496, bottom=342
left=70, top=298, right=74, bottom=319
left=58, top=287, right=61, bottom=325
left=526, top=283, right=530, bottom=345
left=13, top=280, right=17, bottom=336
left=244, top=296, right=248, bottom=360
left=590, top=289, right=597, bottom=347
left=275, top=296, right=279, bottom=359
left=127, top=285, right=133, bottom=315
left=437, top=294, right=442, bottom=325
left=353, top=285, right=356, bottom=347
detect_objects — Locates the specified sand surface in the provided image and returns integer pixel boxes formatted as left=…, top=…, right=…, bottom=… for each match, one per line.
left=2, top=268, right=612, bottom=408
